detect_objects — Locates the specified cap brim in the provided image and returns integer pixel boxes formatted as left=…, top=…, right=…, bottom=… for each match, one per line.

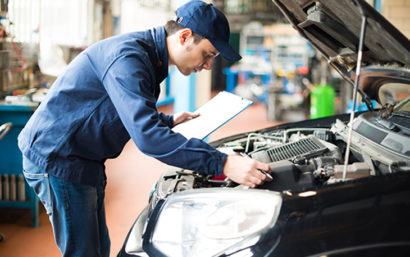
left=211, top=40, right=242, bottom=62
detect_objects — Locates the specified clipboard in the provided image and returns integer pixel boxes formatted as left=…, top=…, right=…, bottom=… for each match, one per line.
left=172, top=91, right=253, bottom=140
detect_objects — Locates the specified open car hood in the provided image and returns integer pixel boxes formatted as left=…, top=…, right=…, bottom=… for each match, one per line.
left=272, top=0, right=410, bottom=83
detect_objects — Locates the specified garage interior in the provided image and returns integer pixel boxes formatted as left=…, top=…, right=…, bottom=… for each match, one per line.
left=0, top=0, right=409, bottom=256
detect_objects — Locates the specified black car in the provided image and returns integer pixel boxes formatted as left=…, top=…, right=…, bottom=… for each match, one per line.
left=118, top=0, right=410, bottom=256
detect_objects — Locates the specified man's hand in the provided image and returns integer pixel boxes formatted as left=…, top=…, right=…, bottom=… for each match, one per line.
left=173, top=111, right=200, bottom=126
left=223, top=155, right=272, bottom=188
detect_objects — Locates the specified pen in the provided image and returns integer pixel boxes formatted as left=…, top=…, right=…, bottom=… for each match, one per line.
left=239, top=152, right=273, bottom=180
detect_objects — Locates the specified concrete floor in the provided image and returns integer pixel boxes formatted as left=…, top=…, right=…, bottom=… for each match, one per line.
left=0, top=97, right=280, bottom=257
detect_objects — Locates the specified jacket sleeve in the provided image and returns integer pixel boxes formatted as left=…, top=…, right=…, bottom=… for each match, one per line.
left=101, top=53, right=227, bottom=176
left=158, top=112, right=174, bottom=128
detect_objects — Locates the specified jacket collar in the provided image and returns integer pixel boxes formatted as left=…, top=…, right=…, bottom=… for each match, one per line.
left=151, top=26, right=169, bottom=83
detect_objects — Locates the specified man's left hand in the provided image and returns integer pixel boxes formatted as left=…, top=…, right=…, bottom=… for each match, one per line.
left=173, top=111, right=200, bottom=126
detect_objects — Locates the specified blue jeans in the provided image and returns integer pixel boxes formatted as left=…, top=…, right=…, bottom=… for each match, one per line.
left=22, top=156, right=110, bottom=257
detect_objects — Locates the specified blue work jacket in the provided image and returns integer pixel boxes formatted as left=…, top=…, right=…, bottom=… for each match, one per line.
left=18, top=26, right=227, bottom=186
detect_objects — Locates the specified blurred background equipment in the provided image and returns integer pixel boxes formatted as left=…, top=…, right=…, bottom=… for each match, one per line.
left=0, top=0, right=40, bottom=228
left=0, top=106, right=38, bottom=227
left=227, top=21, right=311, bottom=122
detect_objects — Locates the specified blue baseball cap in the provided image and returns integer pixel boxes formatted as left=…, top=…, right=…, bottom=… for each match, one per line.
left=175, top=0, right=242, bottom=62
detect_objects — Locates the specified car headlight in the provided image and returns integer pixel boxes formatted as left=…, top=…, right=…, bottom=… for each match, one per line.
left=147, top=188, right=282, bottom=257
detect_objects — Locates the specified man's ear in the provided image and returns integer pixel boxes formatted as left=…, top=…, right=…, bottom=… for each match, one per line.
left=178, top=28, right=193, bottom=45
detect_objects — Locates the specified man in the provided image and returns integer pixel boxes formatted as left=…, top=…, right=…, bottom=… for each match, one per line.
left=18, top=1, right=272, bottom=256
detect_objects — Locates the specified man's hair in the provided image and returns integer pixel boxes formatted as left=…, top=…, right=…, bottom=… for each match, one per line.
left=164, top=20, right=204, bottom=44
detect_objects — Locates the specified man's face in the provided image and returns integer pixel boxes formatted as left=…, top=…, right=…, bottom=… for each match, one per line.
left=175, top=35, right=219, bottom=76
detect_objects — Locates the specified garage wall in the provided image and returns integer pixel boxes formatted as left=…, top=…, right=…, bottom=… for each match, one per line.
left=119, top=0, right=172, bottom=34
left=382, top=0, right=410, bottom=38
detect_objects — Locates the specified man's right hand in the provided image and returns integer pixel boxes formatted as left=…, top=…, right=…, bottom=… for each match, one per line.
left=222, top=155, right=272, bottom=188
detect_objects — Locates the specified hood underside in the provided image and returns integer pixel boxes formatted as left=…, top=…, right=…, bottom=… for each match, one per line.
left=272, top=0, right=410, bottom=81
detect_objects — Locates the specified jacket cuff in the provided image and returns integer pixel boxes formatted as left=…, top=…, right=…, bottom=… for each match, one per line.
left=215, top=151, right=228, bottom=177
left=158, top=112, right=174, bottom=128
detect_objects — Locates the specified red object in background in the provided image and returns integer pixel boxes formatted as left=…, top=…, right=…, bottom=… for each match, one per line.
left=238, top=73, right=247, bottom=85
left=297, top=66, right=309, bottom=75
left=11, top=39, right=27, bottom=72
left=13, top=89, right=27, bottom=96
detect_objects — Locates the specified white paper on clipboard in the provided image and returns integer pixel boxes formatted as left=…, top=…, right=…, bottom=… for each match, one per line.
left=172, top=91, right=253, bottom=140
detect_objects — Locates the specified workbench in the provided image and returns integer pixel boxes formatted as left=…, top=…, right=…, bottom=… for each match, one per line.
left=0, top=104, right=39, bottom=227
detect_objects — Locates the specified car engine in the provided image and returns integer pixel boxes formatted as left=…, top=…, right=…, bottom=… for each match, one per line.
left=153, top=107, right=410, bottom=203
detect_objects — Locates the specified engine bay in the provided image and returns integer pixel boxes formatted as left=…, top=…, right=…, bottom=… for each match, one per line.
left=153, top=109, right=410, bottom=203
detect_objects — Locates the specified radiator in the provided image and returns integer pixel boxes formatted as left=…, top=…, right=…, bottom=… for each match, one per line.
left=0, top=174, right=26, bottom=201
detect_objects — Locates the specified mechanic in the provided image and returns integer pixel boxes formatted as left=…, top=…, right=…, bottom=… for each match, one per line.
left=18, top=1, right=272, bottom=256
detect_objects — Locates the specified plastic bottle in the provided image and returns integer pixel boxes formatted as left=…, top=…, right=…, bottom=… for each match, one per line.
left=310, top=84, right=335, bottom=119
